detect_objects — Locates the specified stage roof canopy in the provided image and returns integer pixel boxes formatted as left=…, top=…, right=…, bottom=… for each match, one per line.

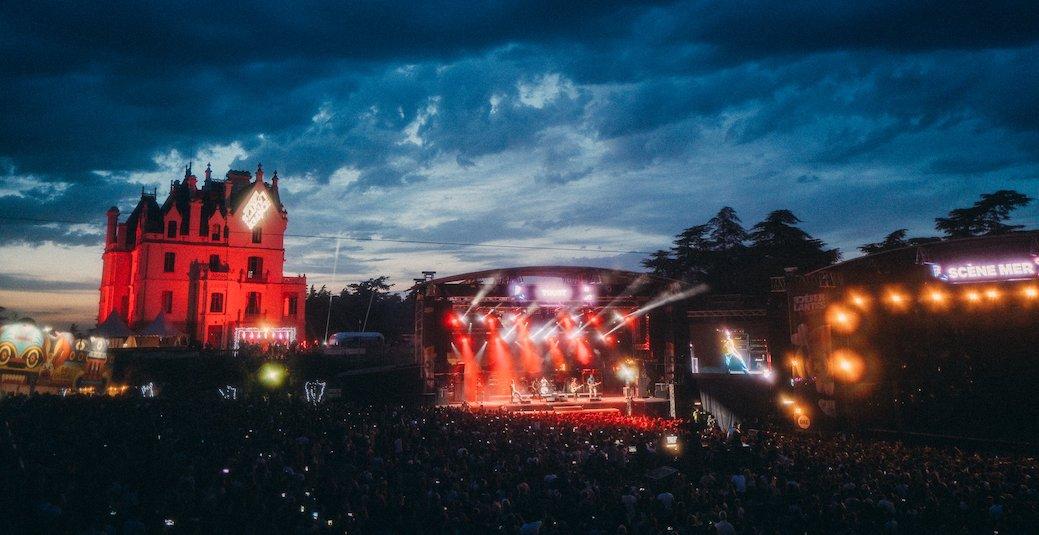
left=413, top=265, right=689, bottom=306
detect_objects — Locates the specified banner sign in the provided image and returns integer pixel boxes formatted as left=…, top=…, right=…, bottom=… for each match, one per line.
left=930, top=258, right=1039, bottom=283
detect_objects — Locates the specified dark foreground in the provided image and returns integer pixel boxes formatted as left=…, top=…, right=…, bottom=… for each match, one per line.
left=1, top=396, right=1036, bottom=534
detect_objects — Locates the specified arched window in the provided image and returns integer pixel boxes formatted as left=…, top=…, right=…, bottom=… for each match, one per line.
left=167, top=220, right=177, bottom=238
left=211, top=224, right=221, bottom=241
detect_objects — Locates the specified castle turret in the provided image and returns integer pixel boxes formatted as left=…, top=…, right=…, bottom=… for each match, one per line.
left=185, top=162, right=198, bottom=191
left=106, top=206, right=120, bottom=245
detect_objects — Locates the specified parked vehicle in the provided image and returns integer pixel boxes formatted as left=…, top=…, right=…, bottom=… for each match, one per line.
left=325, top=332, right=385, bottom=356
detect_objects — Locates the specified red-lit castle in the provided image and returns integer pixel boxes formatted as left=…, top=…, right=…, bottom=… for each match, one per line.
left=98, top=163, right=306, bottom=349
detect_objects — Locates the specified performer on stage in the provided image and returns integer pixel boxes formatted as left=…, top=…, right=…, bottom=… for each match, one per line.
left=539, top=377, right=552, bottom=398
left=587, top=373, right=600, bottom=398
left=511, top=379, right=525, bottom=403
left=568, top=377, right=581, bottom=399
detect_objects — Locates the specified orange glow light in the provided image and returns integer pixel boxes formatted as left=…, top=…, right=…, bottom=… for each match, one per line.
left=826, top=304, right=859, bottom=333
left=965, top=290, right=981, bottom=303
left=848, top=292, right=870, bottom=310
left=927, top=290, right=946, bottom=303
left=829, top=349, right=864, bottom=382
left=984, top=288, right=1001, bottom=300
left=1023, top=286, right=1039, bottom=299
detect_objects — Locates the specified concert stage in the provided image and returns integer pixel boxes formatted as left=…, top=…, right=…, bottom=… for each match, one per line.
left=413, top=266, right=691, bottom=403
left=444, top=395, right=671, bottom=417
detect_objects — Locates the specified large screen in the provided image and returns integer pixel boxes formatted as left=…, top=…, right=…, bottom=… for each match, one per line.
left=689, top=322, right=771, bottom=375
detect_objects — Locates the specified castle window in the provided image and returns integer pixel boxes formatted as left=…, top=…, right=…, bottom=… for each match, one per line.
left=163, top=252, right=175, bottom=273
left=211, top=225, right=221, bottom=241
left=210, top=293, right=224, bottom=313
left=246, top=292, right=261, bottom=315
left=251, top=226, right=262, bottom=244
left=167, top=220, right=177, bottom=238
left=284, top=295, right=298, bottom=316
left=161, top=291, right=173, bottom=313
left=247, top=256, right=263, bottom=279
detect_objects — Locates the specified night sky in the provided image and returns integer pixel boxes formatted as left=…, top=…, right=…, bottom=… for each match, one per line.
left=2, top=1, right=1038, bottom=325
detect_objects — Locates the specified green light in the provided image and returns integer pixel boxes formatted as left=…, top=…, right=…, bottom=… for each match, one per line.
left=258, top=362, right=286, bottom=388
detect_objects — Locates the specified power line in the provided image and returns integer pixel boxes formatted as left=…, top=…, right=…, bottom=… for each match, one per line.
left=0, top=215, right=656, bottom=256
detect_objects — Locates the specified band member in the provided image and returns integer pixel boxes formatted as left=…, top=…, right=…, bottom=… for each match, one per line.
left=539, top=377, right=552, bottom=397
left=587, top=373, right=600, bottom=398
left=568, top=377, right=581, bottom=398
left=511, top=379, right=525, bottom=403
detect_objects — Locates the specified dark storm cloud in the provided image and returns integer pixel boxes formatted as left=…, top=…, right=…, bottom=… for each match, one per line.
left=674, top=1, right=1039, bottom=56
left=1, top=0, right=1039, bottom=257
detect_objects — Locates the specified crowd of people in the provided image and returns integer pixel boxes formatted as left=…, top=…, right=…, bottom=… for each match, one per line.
left=1, top=394, right=1037, bottom=533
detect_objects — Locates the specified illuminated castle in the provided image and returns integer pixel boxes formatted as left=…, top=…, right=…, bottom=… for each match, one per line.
left=98, top=163, right=306, bottom=348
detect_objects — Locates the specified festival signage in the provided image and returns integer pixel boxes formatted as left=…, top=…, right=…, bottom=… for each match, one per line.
left=534, top=285, right=574, bottom=302
left=240, top=189, right=272, bottom=230
left=930, top=258, right=1039, bottom=283
left=792, top=293, right=827, bottom=313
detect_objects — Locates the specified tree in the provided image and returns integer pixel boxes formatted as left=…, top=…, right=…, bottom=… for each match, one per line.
left=641, top=249, right=677, bottom=278
left=305, top=277, right=412, bottom=344
left=859, top=229, right=941, bottom=255
left=645, top=207, right=839, bottom=294
left=348, top=276, right=393, bottom=297
left=706, top=207, right=747, bottom=250
left=935, top=190, right=1032, bottom=237
left=859, top=229, right=909, bottom=255
left=748, top=210, right=840, bottom=286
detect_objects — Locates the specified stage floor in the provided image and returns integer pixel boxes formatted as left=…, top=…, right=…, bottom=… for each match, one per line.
left=443, top=395, right=671, bottom=416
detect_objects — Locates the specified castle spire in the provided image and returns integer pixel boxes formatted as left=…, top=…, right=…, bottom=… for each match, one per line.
left=205, top=162, right=212, bottom=181
left=256, top=162, right=264, bottom=182
left=272, top=169, right=279, bottom=189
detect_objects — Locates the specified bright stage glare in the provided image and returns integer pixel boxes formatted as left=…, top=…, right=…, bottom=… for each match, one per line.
left=927, top=290, right=946, bottom=303
left=984, top=288, right=1001, bottom=300
left=965, top=290, right=981, bottom=303
left=258, top=362, right=287, bottom=389
left=1023, top=286, right=1039, bottom=299
left=617, top=362, right=636, bottom=383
